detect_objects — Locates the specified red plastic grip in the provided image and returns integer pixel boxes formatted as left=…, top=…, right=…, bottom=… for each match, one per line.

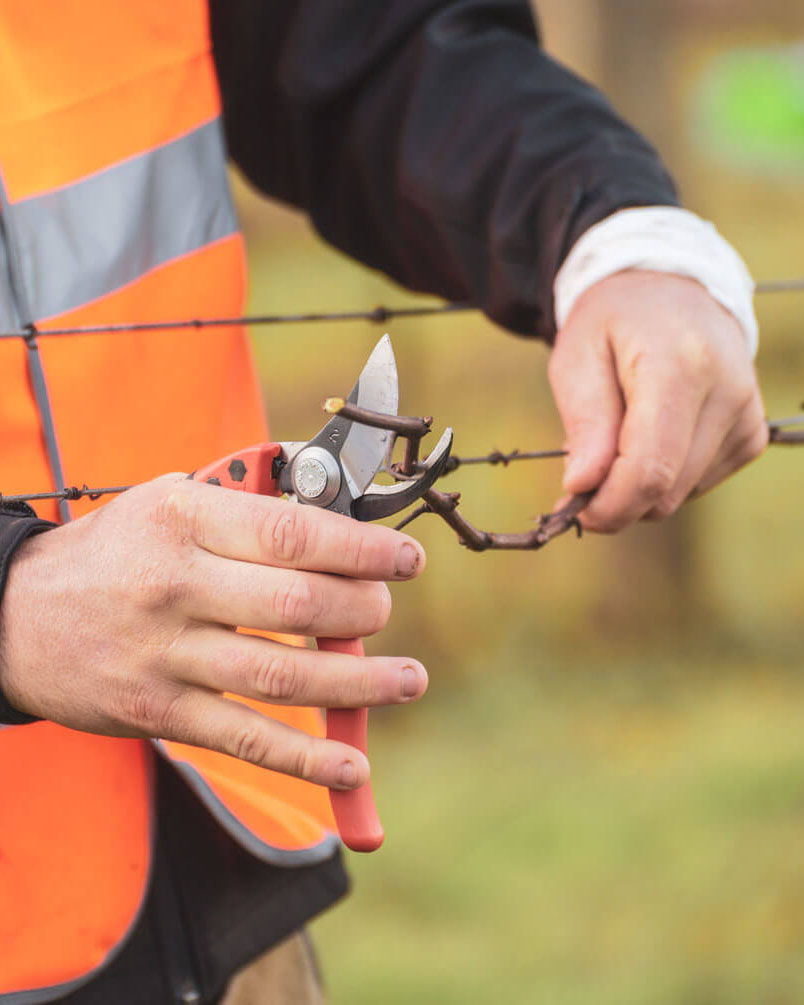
left=317, top=636, right=384, bottom=853
left=192, top=447, right=384, bottom=853
left=191, top=443, right=283, bottom=496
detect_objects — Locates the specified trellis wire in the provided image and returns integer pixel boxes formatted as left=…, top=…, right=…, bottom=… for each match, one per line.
left=2, top=276, right=803, bottom=504
left=0, top=275, right=801, bottom=341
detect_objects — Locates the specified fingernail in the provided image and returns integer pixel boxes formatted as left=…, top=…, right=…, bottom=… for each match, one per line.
left=395, top=542, right=420, bottom=578
left=338, top=760, right=358, bottom=788
left=401, top=666, right=420, bottom=699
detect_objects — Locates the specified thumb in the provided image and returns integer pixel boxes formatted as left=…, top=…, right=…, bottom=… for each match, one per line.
left=548, top=322, right=624, bottom=495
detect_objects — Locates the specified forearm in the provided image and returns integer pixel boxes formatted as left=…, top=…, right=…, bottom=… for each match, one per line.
left=210, top=0, right=678, bottom=340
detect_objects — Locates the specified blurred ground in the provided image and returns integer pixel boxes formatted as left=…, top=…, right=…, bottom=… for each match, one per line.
left=233, top=2, right=804, bottom=1001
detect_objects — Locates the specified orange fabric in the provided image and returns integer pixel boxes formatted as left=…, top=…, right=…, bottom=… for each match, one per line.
left=0, top=253, right=338, bottom=990
left=0, top=235, right=262, bottom=523
left=0, top=337, right=57, bottom=512
left=40, top=235, right=265, bottom=520
left=0, top=728, right=151, bottom=992
left=0, top=234, right=336, bottom=992
left=0, top=3, right=338, bottom=997
left=0, top=241, right=336, bottom=829
left=0, top=1, right=219, bottom=201
left=164, top=633, right=336, bottom=853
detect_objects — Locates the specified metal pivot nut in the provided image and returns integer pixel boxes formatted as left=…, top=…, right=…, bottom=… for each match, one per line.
left=290, top=446, right=341, bottom=507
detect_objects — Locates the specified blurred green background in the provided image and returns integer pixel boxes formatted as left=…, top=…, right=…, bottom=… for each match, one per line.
left=234, top=2, right=804, bottom=1001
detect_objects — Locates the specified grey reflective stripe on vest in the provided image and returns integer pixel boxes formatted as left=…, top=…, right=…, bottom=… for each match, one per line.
left=7, top=118, right=237, bottom=321
left=0, top=221, right=20, bottom=332
left=0, top=190, right=72, bottom=521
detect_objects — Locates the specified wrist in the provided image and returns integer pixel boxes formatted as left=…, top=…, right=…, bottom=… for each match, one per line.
left=0, top=503, right=57, bottom=725
left=554, top=206, right=758, bottom=357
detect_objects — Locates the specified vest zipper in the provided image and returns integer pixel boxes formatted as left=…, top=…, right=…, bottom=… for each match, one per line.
left=0, top=178, right=71, bottom=522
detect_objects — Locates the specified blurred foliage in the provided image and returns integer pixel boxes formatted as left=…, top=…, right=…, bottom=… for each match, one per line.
left=232, top=2, right=804, bottom=999
left=314, top=661, right=804, bottom=1004
left=693, top=45, right=804, bottom=170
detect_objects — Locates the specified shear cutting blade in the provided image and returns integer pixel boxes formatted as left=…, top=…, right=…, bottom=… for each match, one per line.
left=310, top=334, right=398, bottom=501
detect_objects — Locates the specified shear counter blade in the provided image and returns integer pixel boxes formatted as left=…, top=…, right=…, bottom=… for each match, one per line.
left=353, top=427, right=454, bottom=522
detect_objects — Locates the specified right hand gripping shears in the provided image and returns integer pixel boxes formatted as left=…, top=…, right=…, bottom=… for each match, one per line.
left=190, top=336, right=452, bottom=851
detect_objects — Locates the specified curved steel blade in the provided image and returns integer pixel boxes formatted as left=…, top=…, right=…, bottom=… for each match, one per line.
left=353, top=427, right=453, bottom=522
left=308, top=334, right=398, bottom=512
left=340, top=334, right=398, bottom=496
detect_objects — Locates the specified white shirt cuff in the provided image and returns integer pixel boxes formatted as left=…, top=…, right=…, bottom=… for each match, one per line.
left=553, top=206, right=758, bottom=357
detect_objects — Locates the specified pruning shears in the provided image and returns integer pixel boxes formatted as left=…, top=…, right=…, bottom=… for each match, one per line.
left=191, top=335, right=453, bottom=851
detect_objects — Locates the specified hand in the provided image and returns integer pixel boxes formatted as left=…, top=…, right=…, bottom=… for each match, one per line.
left=0, top=475, right=427, bottom=789
left=548, top=270, right=768, bottom=532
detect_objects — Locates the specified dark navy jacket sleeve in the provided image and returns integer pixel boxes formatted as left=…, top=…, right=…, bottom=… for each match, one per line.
left=209, top=0, right=679, bottom=341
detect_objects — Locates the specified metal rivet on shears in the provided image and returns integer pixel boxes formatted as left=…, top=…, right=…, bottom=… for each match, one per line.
left=290, top=446, right=341, bottom=506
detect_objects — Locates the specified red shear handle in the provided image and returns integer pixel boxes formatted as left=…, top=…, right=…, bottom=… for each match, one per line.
left=190, top=443, right=283, bottom=496
left=191, top=450, right=384, bottom=852
left=317, top=636, right=385, bottom=853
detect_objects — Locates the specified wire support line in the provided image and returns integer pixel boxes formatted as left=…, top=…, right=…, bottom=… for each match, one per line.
left=0, top=277, right=800, bottom=341
left=756, top=278, right=804, bottom=294
left=1, top=484, right=132, bottom=504
left=0, top=303, right=474, bottom=341
left=5, top=412, right=803, bottom=505
left=769, top=414, right=804, bottom=428
left=440, top=448, right=567, bottom=473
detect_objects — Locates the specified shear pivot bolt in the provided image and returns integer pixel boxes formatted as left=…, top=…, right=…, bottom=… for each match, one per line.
left=295, top=457, right=328, bottom=499
left=290, top=447, right=341, bottom=506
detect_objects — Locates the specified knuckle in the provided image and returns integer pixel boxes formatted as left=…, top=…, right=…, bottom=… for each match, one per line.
left=749, top=423, right=770, bottom=457
left=737, top=424, right=769, bottom=466
left=119, top=680, right=184, bottom=736
left=638, top=455, right=678, bottom=499
left=232, top=726, right=274, bottom=767
left=350, top=529, right=369, bottom=578
left=273, top=575, right=321, bottom=633
left=260, top=506, right=312, bottom=565
left=148, top=482, right=198, bottom=544
left=346, top=673, right=374, bottom=708
left=254, top=652, right=301, bottom=703
left=335, top=660, right=377, bottom=707
left=289, top=737, right=318, bottom=782
left=128, top=560, right=192, bottom=611
left=676, top=330, right=714, bottom=381
left=230, top=726, right=316, bottom=781
left=649, top=497, right=681, bottom=521
left=730, top=377, right=757, bottom=413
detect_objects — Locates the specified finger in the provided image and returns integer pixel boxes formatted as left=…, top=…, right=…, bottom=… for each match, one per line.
left=169, top=625, right=428, bottom=707
left=643, top=392, right=766, bottom=519
left=640, top=394, right=735, bottom=520
left=581, top=364, right=707, bottom=532
left=180, top=552, right=392, bottom=638
left=146, top=687, right=370, bottom=789
left=548, top=320, right=624, bottom=495
left=688, top=401, right=769, bottom=499
left=159, top=480, right=425, bottom=580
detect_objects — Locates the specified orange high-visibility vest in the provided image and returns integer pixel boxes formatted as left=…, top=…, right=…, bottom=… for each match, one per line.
left=0, top=4, right=338, bottom=1000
